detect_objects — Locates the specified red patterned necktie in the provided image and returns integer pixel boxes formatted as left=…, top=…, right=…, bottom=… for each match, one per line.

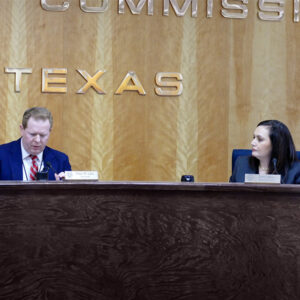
left=30, top=155, right=38, bottom=181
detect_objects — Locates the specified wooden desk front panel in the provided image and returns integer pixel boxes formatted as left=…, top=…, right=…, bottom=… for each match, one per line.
left=0, top=182, right=299, bottom=300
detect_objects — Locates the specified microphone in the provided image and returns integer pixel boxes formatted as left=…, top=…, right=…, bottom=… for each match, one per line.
left=272, top=158, right=278, bottom=174
left=46, top=161, right=64, bottom=181
left=46, top=161, right=57, bottom=174
left=36, top=162, right=49, bottom=181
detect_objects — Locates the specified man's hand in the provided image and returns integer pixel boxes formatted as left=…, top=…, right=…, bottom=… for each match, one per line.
left=55, top=172, right=65, bottom=181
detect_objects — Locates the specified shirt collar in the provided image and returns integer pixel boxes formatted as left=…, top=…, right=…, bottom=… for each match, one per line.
left=20, top=138, right=43, bottom=161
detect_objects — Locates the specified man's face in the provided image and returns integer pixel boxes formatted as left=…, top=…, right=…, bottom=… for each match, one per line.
left=20, top=117, right=51, bottom=155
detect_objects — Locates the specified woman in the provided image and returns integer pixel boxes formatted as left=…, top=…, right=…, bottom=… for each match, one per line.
left=230, top=120, right=300, bottom=184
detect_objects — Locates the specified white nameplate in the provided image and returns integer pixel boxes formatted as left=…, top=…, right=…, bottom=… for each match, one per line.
left=64, top=171, right=98, bottom=181
left=245, top=173, right=281, bottom=184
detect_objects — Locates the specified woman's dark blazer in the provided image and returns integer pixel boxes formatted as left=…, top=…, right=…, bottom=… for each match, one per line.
left=230, top=155, right=300, bottom=184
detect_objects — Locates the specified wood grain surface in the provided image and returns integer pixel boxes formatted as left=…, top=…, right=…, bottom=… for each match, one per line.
left=0, top=1, right=299, bottom=181
left=0, top=182, right=299, bottom=299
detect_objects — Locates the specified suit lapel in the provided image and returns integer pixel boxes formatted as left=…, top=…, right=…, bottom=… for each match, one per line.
left=43, top=147, right=53, bottom=165
left=10, top=139, right=23, bottom=180
left=43, top=147, right=55, bottom=180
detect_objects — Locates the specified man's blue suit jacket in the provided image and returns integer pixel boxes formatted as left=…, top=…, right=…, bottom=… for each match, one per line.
left=0, top=139, right=71, bottom=180
left=230, top=155, right=300, bottom=184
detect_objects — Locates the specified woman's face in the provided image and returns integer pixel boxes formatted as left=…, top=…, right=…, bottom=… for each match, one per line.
left=251, top=125, right=272, bottom=161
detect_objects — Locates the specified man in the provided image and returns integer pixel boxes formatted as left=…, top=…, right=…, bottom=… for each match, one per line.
left=0, top=107, right=71, bottom=180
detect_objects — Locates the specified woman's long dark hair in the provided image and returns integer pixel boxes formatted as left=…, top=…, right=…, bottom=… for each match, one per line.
left=249, top=120, right=298, bottom=176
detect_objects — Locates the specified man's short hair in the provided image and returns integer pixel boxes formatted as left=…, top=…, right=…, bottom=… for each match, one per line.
left=22, top=107, right=53, bottom=130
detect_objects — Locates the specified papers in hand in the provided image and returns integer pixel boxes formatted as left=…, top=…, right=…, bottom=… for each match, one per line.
left=64, top=171, right=98, bottom=181
left=245, top=173, right=281, bottom=184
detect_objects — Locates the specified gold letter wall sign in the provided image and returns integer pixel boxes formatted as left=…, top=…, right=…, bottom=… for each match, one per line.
left=42, top=68, right=67, bottom=93
left=77, top=70, right=106, bottom=94
left=5, top=68, right=32, bottom=93
left=5, top=68, right=182, bottom=96
left=155, top=72, right=183, bottom=96
left=115, top=71, right=146, bottom=95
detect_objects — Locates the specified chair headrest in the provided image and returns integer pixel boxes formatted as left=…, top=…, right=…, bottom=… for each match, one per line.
left=232, top=149, right=251, bottom=172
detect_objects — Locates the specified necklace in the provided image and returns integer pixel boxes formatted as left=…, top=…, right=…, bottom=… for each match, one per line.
left=260, top=166, right=269, bottom=171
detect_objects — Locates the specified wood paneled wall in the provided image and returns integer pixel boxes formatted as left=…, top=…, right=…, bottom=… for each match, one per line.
left=0, top=0, right=299, bottom=182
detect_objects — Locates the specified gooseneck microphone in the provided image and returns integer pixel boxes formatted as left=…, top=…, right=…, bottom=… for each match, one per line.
left=272, top=158, right=278, bottom=174
left=46, top=161, right=57, bottom=174
left=46, top=161, right=64, bottom=181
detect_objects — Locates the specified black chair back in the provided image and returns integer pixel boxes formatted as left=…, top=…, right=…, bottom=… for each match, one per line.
left=232, top=149, right=251, bottom=173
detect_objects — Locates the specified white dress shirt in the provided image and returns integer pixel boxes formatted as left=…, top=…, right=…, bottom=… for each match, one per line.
left=21, top=139, right=44, bottom=181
